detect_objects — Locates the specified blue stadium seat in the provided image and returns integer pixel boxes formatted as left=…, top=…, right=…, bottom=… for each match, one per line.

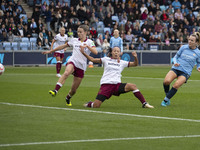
left=111, top=16, right=119, bottom=23
left=97, top=21, right=104, bottom=29
left=30, top=37, right=37, bottom=43
left=3, top=42, right=12, bottom=50
left=31, top=43, right=37, bottom=50
left=13, top=37, right=21, bottom=42
left=104, top=27, right=111, bottom=34
left=20, top=42, right=29, bottom=50
left=19, top=14, right=28, bottom=23
left=21, top=37, right=29, bottom=42
left=12, top=42, right=19, bottom=50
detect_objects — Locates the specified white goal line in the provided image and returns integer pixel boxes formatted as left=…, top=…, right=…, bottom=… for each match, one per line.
left=0, top=135, right=200, bottom=147
left=0, top=102, right=200, bottom=123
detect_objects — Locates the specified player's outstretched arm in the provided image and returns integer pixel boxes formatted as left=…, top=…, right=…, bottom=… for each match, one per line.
left=42, top=43, right=69, bottom=54
left=83, top=44, right=98, bottom=55
left=129, top=51, right=138, bottom=67
left=80, top=46, right=101, bottom=63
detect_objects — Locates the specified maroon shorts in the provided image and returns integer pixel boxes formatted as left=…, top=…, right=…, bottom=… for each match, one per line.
left=66, top=62, right=84, bottom=78
left=54, top=52, right=64, bottom=59
left=97, top=83, right=126, bottom=100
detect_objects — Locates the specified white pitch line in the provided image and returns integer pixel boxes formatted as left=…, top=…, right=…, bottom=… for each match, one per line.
left=0, top=102, right=200, bottom=123
left=0, top=135, right=200, bottom=147
left=4, top=74, right=200, bottom=82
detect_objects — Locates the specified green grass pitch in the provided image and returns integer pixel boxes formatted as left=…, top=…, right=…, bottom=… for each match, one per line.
left=0, top=66, right=200, bottom=150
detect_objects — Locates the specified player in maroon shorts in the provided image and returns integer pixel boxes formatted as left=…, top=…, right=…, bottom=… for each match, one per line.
left=42, top=25, right=97, bottom=106
left=51, top=27, right=68, bottom=77
left=80, top=46, right=154, bottom=108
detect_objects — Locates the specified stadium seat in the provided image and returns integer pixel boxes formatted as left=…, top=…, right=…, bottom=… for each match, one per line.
left=3, top=42, right=12, bottom=50
left=20, top=42, right=29, bottom=50
left=193, top=11, right=198, bottom=18
left=104, top=27, right=111, bottom=34
left=31, top=43, right=37, bottom=50
left=13, top=37, right=21, bottom=42
left=97, top=21, right=104, bottom=29
left=30, top=37, right=37, bottom=43
left=19, top=14, right=28, bottom=23
left=111, top=16, right=119, bottom=23
left=21, top=37, right=29, bottom=42
left=12, top=42, right=19, bottom=50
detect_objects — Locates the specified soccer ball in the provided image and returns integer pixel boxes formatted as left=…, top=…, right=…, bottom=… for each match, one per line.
left=0, top=63, right=5, bottom=75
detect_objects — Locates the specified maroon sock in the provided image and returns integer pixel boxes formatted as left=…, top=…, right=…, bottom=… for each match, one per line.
left=66, top=94, right=71, bottom=100
left=87, top=101, right=93, bottom=107
left=56, top=62, right=62, bottom=74
left=133, top=90, right=146, bottom=104
left=55, top=82, right=62, bottom=91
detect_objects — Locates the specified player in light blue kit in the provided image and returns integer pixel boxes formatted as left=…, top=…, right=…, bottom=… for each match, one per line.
left=110, top=29, right=123, bottom=55
left=161, top=32, right=200, bottom=107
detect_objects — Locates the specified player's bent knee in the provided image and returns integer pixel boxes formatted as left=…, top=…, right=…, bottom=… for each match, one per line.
left=163, top=80, right=171, bottom=85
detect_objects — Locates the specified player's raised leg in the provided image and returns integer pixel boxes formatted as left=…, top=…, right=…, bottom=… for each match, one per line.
left=49, top=63, right=74, bottom=97
left=66, top=76, right=83, bottom=106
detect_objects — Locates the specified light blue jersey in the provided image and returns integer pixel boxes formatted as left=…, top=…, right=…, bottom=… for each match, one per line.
left=172, top=44, right=200, bottom=76
left=110, top=37, right=123, bottom=52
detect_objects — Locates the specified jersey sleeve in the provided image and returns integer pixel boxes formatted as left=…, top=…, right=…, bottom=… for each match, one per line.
left=197, top=57, right=200, bottom=70
left=67, top=38, right=73, bottom=47
left=121, top=60, right=129, bottom=68
left=173, top=45, right=184, bottom=64
left=54, top=35, right=58, bottom=41
left=100, top=57, right=106, bottom=65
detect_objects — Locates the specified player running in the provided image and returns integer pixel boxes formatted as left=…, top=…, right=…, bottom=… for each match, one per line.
left=161, top=32, right=200, bottom=107
left=51, top=27, right=68, bottom=77
left=42, top=25, right=97, bottom=106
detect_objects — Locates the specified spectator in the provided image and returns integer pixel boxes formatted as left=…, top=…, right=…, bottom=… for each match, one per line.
left=23, top=25, right=31, bottom=38
left=176, top=28, right=183, bottom=39
left=90, top=26, right=98, bottom=39
left=125, top=20, right=134, bottom=33
left=133, top=26, right=141, bottom=38
left=181, top=4, right=189, bottom=15
left=96, top=34, right=103, bottom=47
left=7, top=30, right=15, bottom=42
left=106, top=2, right=114, bottom=15
left=125, top=30, right=134, bottom=43
left=160, top=10, right=169, bottom=22
left=140, top=4, right=148, bottom=14
left=76, top=0, right=86, bottom=12
left=37, top=32, right=44, bottom=47
left=67, top=28, right=73, bottom=38
left=120, top=12, right=128, bottom=26
left=174, top=9, right=184, bottom=20
left=102, top=39, right=110, bottom=52
left=186, top=10, right=195, bottom=22
left=172, top=0, right=181, bottom=10
left=30, top=18, right=37, bottom=31
left=32, top=7, right=40, bottom=24
left=154, top=21, right=163, bottom=33
left=44, top=6, right=52, bottom=31
left=137, top=36, right=145, bottom=50
left=77, top=6, right=87, bottom=22
left=103, top=13, right=112, bottom=27
left=140, top=9, right=148, bottom=20
left=110, top=29, right=123, bottom=54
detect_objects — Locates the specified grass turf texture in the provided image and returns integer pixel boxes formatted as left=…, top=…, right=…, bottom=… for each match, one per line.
left=0, top=66, right=200, bottom=150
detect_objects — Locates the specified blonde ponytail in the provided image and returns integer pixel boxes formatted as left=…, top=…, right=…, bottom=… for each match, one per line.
left=194, top=32, right=200, bottom=45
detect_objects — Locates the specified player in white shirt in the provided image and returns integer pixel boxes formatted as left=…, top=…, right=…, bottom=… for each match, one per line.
left=42, top=25, right=97, bottom=106
left=51, top=27, right=68, bottom=77
left=80, top=46, right=154, bottom=108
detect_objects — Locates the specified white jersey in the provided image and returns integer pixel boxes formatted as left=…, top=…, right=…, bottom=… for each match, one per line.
left=100, top=57, right=129, bottom=85
left=53, top=33, right=68, bottom=53
left=67, top=38, right=95, bottom=71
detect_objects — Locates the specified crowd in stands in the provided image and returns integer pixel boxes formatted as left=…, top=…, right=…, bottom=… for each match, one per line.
left=0, top=0, right=200, bottom=51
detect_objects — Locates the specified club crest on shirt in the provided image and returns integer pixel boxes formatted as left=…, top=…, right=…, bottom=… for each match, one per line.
left=193, top=53, right=196, bottom=56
